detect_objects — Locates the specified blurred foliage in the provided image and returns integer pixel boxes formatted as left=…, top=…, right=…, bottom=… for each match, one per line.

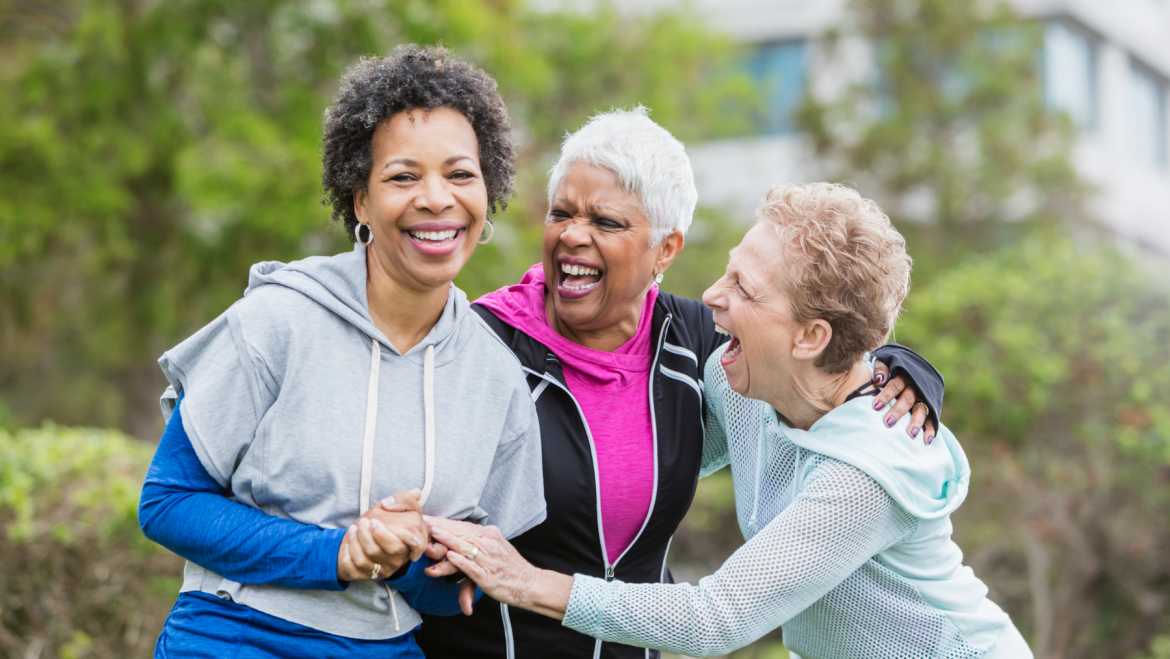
left=897, top=234, right=1170, bottom=659
left=796, top=0, right=1089, bottom=273
left=1132, top=636, right=1170, bottom=659
left=673, top=237, right=1170, bottom=658
left=0, top=425, right=182, bottom=659
left=0, top=0, right=755, bottom=437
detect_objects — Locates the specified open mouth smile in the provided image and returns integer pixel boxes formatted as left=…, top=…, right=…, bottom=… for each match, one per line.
left=557, top=258, right=604, bottom=299
left=403, top=223, right=466, bottom=257
left=716, top=324, right=742, bottom=366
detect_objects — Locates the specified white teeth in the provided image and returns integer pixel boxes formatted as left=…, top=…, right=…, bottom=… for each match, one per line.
left=560, top=263, right=600, bottom=276
left=410, top=229, right=458, bottom=242
left=561, top=281, right=600, bottom=292
left=715, top=325, right=731, bottom=336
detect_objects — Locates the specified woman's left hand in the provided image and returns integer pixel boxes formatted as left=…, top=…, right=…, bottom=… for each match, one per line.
left=871, top=363, right=936, bottom=443
left=424, top=516, right=572, bottom=619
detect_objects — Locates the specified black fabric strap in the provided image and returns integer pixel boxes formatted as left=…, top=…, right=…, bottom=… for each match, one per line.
left=871, top=343, right=944, bottom=428
left=844, top=382, right=880, bottom=402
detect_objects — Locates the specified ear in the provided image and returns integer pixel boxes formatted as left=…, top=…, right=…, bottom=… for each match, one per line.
left=353, top=188, right=369, bottom=225
left=653, top=230, right=686, bottom=275
left=791, top=318, right=833, bottom=362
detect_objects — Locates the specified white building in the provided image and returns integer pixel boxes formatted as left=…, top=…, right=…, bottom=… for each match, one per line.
left=676, top=0, right=1170, bottom=255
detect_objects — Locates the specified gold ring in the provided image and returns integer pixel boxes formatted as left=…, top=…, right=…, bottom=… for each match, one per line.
left=465, top=544, right=479, bottom=561
left=911, top=402, right=928, bottom=415
left=370, top=563, right=382, bottom=580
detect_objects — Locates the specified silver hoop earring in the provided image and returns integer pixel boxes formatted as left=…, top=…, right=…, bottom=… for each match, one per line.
left=655, top=273, right=664, bottom=285
left=355, top=222, right=372, bottom=246
left=478, top=221, right=494, bottom=245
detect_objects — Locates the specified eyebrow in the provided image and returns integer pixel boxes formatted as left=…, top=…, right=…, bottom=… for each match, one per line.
left=382, top=154, right=475, bottom=169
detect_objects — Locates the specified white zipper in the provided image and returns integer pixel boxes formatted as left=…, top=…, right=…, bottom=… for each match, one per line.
left=606, top=313, right=671, bottom=577
left=500, top=602, right=516, bottom=659
left=520, top=367, right=612, bottom=579
left=518, top=312, right=671, bottom=659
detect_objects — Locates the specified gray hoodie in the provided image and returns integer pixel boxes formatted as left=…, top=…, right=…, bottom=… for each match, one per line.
left=157, top=244, right=546, bottom=640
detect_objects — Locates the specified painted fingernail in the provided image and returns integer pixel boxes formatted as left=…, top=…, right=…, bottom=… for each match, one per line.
left=926, top=434, right=934, bottom=445
left=910, top=426, right=919, bottom=437
left=874, top=399, right=885, bottom=410
left=382, top=496, right=395, bottom=506
left=370, top=520, right=381, bottom=530
left=886, top=416, right=895, bottom=427
left=875, top=373, right=886, bottom=385
left=411, top=536, right=421, bottom=546
left=359, top=518, right=370, bottom=529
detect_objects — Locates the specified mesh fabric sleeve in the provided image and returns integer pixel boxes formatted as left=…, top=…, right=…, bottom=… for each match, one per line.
left=699, top=353, right=731, bottom=478
left=561, top=459, right=917, bottom=657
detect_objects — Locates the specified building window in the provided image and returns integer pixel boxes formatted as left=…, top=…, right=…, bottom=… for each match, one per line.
left=749, top=40, right=808, bottom=135
left=1042, top=21, right=1097, bottom=130
left=1130, top=62, right=1168, bottom=168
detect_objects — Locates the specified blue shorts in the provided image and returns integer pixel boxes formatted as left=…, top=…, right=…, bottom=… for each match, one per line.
left=155, top=592, right=425, bottom=659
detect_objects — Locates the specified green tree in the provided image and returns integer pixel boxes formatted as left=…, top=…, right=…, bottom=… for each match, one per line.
left=796, top=0, right=1089, bottom=275
left=897, top=235, right=1170, bottom=658
left=0, top=0, right=753, bottom=436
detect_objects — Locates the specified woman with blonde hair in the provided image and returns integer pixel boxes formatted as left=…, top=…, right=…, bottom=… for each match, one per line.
left=421, top=182, right=1031, bottom=658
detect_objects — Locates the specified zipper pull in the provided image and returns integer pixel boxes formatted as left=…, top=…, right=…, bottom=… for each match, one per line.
left=605, top=566, right=615, bottom=581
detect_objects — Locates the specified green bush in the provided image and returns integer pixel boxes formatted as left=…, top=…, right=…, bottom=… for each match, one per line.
left=896, top=234, right=1170, bottom=658
left=671, top=235, right=1170, bottom=658
left=0, top=426, right=182, bottom=659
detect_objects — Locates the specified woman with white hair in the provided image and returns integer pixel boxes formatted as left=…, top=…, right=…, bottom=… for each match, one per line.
left=421, top=182, right=1031, bottom=658
left=412, top=110, right=944, bottom=658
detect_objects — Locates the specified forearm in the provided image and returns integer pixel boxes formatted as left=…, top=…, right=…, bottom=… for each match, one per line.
left=513, top=569, right=574, bottom=620
left=139, top=397, right=346, bottom=591
left=140, top=484, right=347, bottom=590
left=561, top=463, right=915, bottom=657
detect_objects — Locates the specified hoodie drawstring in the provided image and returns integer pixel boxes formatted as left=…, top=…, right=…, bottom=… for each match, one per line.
left=358, top=339, right=436, bottom=634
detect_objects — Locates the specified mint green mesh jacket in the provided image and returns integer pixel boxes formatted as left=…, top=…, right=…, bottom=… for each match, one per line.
left=561, top=353, right=1031, bottom=659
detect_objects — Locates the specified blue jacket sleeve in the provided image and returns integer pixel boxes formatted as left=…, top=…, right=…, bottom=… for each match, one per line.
left=138, top=396, right=347, bottom=591
left=385, top=557, right=483, bottom=617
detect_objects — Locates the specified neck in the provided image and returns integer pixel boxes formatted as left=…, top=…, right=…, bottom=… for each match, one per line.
left=545, top=291, right=645, bottom=353
left=771, top=360, right=872, bottom=430
left=365, top=249, right=450, bottom=354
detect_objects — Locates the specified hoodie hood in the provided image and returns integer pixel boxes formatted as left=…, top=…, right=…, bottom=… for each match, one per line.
left=244, top=243, right=468, bottom=364
left=780, top=397, right=971, bottom=520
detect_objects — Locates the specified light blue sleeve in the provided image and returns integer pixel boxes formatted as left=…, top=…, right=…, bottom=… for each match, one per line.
left=562, top=459, right=916, bottom=657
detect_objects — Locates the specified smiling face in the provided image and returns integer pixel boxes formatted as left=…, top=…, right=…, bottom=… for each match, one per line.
left=543, top=162, right=682, bottom=336
left=702, top=222, right=803, bottom=402
left=354, top=107, right=488, bottom=293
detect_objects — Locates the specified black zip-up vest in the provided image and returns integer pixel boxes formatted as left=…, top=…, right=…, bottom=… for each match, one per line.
left=416, top=291, right=727, bottom=659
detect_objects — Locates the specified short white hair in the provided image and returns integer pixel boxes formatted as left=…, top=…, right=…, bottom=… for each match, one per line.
left=547, top=106, right=697, bottom=246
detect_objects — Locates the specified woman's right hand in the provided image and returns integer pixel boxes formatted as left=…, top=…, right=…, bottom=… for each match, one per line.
left=337, top=489, right=429, bottom=582
left=424, top=516, right=573, bottom=619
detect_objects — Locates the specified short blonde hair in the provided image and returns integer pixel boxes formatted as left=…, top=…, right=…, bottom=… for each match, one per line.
left=758, top=182, right=912, bottom=373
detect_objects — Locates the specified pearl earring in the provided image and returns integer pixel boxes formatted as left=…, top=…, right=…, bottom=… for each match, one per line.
left=655, top=273, right=664, bottom=284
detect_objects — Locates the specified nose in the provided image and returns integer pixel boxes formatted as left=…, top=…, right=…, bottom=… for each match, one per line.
left=415, top=173, right=456, bottom=214
left=559, top=216, right=593, bottom=248
left=701, top=276, right=726, bottom=311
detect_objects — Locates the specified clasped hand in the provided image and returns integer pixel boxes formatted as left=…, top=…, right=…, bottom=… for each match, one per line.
left=336, top=489, right=429, bottom=582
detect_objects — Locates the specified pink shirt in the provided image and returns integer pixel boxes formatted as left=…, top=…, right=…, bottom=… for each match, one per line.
left=476, top=264, right=657, bottom=564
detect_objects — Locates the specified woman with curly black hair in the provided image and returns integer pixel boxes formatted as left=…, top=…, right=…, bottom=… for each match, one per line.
left=137, top=44, right=545, bottom=658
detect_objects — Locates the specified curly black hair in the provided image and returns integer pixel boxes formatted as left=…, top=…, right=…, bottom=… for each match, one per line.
left=321, top=44, right=516, bottom=241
